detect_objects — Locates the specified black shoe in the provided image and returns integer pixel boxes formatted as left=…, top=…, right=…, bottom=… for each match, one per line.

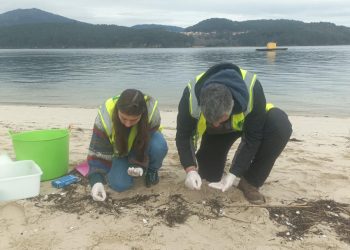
left=145, top=168, right=159, bottom=187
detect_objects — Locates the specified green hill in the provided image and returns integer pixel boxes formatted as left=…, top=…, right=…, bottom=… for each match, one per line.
left=185, top=18, right=350, bottom=46
left=131, top=24, right=184, bottom=33
left=1, top=9, right=350, bottom=48
left=0, top=9, right=193, bottom=48
left=0, top=22, right=193, bottom=48
left=0, top=8, right=78, bottom=26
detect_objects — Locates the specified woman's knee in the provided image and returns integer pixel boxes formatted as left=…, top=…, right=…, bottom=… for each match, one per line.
left=149, top=132, right=168, bottom=157
left=108, top=157, right=134, bottom=192
left=108, top=178, right=133, bottom=192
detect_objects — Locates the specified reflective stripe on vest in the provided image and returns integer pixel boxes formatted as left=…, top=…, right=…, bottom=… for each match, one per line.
left=98, top=95, right=158, bottom=153
left=188, top=72, right=205, bottom=119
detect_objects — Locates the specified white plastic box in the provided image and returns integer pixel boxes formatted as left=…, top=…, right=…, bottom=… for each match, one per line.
left=0, top=160, right=43, bottom=201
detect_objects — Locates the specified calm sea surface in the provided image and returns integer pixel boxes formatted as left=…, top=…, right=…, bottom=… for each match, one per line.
left=0, top=46, right=350, bottom=116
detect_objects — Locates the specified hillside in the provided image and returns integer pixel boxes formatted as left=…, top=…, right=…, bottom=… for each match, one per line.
left=0, top=23, right=193, bottom=48
left=131, top=24, right=184, bottom=33
left=0, top=8, right=78, bottom=26
left=1, top=9, right=350, bottom=48
left=0, top=9, right=193, bottom=48
left=185, top=18, right=350, bottom=46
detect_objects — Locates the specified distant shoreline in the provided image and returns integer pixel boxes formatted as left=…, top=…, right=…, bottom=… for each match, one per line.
left=1, top=103, right=348, bottom=118
left=1, top=45, right=350, bottom=50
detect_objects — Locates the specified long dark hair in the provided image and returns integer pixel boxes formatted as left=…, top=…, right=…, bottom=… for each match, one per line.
left=113, top=89, right=149, bottom=161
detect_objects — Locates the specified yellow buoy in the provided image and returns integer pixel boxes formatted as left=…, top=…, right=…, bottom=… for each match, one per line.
left=266, top=42, right=277, bottom=49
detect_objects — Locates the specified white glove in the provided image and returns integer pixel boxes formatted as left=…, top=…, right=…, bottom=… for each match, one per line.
left=185, top=170, right=202, bottom=190
left=208, top=173, right=240, bottom=192
left=127, top=166, right=144, bottom=177
left=91, top=182, right=106, bottom=201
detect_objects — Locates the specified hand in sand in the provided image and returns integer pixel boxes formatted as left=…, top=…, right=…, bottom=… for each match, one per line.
left=91, top=182, right=106, bottom=201
left=185, top=170, right=202, bottom=190
left=208, top=173, right=239, bottom=192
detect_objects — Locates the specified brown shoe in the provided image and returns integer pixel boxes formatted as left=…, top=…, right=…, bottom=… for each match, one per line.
left=238, top=178, right=266, bottom=205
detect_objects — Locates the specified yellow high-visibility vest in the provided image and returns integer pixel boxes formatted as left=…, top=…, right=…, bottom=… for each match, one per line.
left=98, top=95, right=158, bottom=153
left=187, top=68, right=273, bottom=143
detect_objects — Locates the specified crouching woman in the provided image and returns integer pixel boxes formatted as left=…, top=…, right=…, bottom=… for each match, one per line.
left=87, top=89, right=168, bottom=201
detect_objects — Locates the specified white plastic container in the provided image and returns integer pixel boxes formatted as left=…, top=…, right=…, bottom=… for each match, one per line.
left=0, top=160, right=43, bottom=201
left=0, top=154, right=12, bottom=165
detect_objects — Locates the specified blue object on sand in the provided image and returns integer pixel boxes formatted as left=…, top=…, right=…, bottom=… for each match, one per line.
left=51, top=174, right=80, bottom=188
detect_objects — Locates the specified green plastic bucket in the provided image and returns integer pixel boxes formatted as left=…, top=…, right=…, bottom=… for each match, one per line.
left=10, top=129, right=69, bottom=181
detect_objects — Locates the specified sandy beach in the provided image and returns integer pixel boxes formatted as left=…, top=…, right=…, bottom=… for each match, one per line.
left=0, top=105, right=349, bottom=250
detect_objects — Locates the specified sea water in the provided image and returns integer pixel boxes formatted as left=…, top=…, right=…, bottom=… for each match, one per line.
left=0, top=46, right=349, bottom=116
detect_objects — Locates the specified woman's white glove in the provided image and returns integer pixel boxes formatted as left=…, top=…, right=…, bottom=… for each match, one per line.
left=185, top=170, right=202, bottom=190
left=91, top=182, right=106, bottom=201
left=127, top=166, right=144, bottom=177
left=208, top=173, right=240, bottom=192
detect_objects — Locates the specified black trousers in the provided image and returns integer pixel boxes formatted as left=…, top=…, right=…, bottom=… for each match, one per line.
left=196, top=108, right=292, bottom=187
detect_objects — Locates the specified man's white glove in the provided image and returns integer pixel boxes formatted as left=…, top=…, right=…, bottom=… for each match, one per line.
left=185, top=170, right=202, bottom=190
left=127, top=166, right=144, bottom=177
left=208, top=173, right=240, bottom=192
left=91, top=182, right=106, bottom=201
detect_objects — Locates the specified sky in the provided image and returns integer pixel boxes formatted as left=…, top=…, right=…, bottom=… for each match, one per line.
left=1, top=0, right=350, bottom=28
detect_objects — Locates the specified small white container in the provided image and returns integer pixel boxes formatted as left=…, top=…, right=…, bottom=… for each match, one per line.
left=0, top=154, right=12, bottom=165
left=0, top=160, right=43, bottom=201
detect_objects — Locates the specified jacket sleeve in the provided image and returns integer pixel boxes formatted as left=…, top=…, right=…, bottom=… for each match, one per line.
left=87, top=114, right=114, bottom=186
left=230, top=79, right=267, bottom=177
left=175, top=87, right=198, bottom=168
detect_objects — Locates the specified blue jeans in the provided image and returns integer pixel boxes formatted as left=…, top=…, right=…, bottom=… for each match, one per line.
left=107, top=131, right=168, bottom=192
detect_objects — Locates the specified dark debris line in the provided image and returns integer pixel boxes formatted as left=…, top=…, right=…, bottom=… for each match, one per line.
left=29, top=181, right=230, bottom=227
left=155, top=194, right=191, bottom=227
left=30, top=179, right=160, bottom=216
left=267, top=200, right=350, bottom=244
left=29, top=179, right=350, bottom=244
